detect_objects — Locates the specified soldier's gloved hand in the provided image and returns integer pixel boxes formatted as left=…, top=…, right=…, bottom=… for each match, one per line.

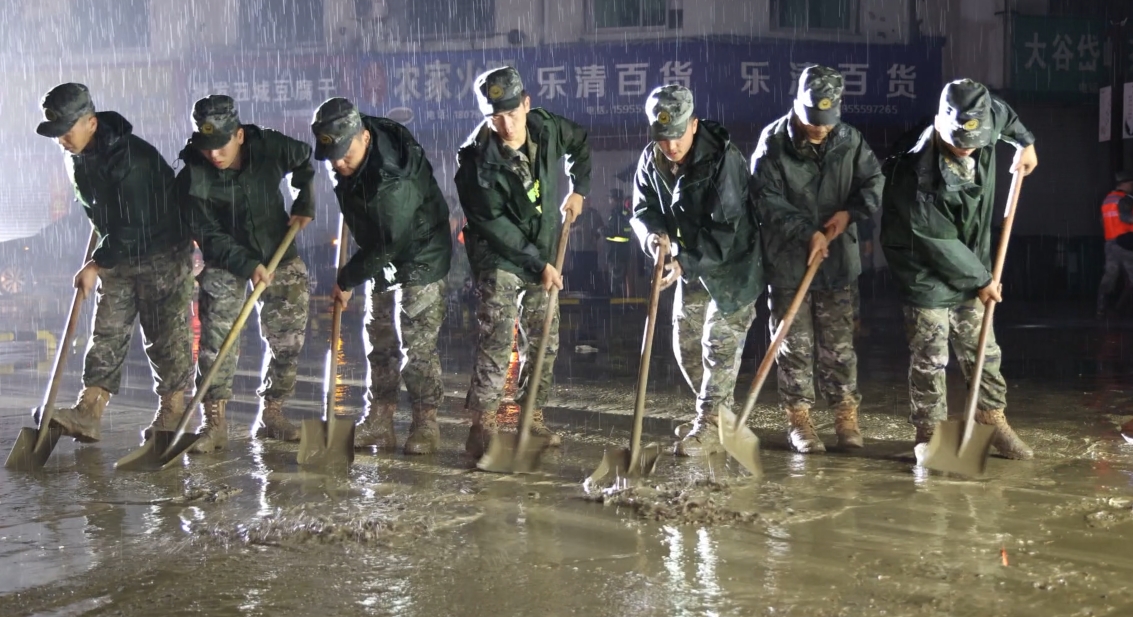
left=73, top=261, right=100, bottom=301
left=1012, top=144, right=1038, bottom=177
left=251, top=264, right=275, bottom=288
left=541, top=263, right=564, bottom=292
left=659, top=257, right=682, bottom=291
left=808, top=231, right=829, bottom=266
left=823, top=211, right=850, bottom=241
left=977, top=280, right=1003, bottom=306
left=332, top=284, right=352, bottom=310
left=560, top=193, right=585, bottom=224
left=289, top=215, right=314, bottom=230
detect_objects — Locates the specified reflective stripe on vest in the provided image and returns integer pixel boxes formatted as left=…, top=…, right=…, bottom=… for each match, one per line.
left=1102, top=191, right=1133, bottom=240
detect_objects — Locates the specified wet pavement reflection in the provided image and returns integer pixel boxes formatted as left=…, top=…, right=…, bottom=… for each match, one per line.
left=2, top=295, right=1133, bottom=615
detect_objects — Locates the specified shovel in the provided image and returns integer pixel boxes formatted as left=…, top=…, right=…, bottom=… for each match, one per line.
left=297, top=215, right=356, bottom=467
left=719, top=253, right=826, bottom=477
left=115, top=222, right=302, bottom=472
left=477, top=217, right=573, bottom=474
left=4, top=228, right=98, bottom=471
left=584, top=241, right=667, bottom=489
left=921, top=172, right=1026, bottom=477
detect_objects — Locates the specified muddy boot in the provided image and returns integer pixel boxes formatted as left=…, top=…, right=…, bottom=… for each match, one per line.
left=403, top=407, right=440, bottom=455
left=465, top=409, right=498, bottom=459
left=673, top=415, right=724, bottom=457
left=834, top=403, right=864, bottom=449
left=1121, top=418, right=1133, bottom=441
left=142, top=390, right=186, bottom=441
left=254, top=398, right=300, bottom=442
left=51, top=386, right=111, bottom=443
left=189, top=400, right=228, bottom=453
left=530, top=408, right=562, bottom=447
left=975, top=408, right=1033, bottom=460
left=786, top=405, right=825, bottom=454
left=912, top=423, right=935, bottom=465
left=355, top=402, right=397, bottom=450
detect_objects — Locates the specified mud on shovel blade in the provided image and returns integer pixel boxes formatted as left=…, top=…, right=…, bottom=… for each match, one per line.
left=5, top=229, right=97, bottom=471
left=922, top=172, right=1025, bottom=477
left=298, top=216, right=356, bottom=467
left=116, top=223, right=302, bottom=471
left=477, top=219, right=573, bottom=474
left=586, top=240, right=667, bottom=489
left=721, top=256, right=824, bottom=477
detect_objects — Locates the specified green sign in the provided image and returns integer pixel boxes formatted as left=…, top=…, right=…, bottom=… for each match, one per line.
left=1012, top=15, right=1104, bottom=99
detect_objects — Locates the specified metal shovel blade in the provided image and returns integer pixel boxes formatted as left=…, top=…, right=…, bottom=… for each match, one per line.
left=114, top=431, right=202, bottom=472
left=297, top=416, right=356, bottom=467
left=4, top=424, right=63, bottom=471
left=919, top=420, right=997, bottom=477
left=718, top=407, right=762, bottom=478
left=476, top=432, right=549, bottom=474
left=584, top=444, right=663, bottom=489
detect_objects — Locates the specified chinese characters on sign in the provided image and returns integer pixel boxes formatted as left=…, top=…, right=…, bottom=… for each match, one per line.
left=1013, top=16, right=1103, bottom=99
left=188, top=68, right=339, bottom=111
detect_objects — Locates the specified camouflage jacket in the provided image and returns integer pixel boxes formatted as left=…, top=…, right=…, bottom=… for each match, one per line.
left=455, top=108, right=591, bottom=284
left=176, top=125, right=315, bottom=279
left=631, top=120, right=763, bottom=316
left=332, top=115, right=452, bottom=292
left=66, top=111, right=188, bottom=268
left=880, top=97, right=1035, bottom=308
left=750, top=113, right=883, bottom=291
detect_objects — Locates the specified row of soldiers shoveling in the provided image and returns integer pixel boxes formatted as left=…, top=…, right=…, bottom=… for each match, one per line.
left=31, top=63, right=1038, bottom=465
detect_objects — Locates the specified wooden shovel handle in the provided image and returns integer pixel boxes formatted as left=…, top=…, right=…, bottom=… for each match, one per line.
left=628, top=240, right=667, bottom=468
left=325, top=215, right=350, bottom=421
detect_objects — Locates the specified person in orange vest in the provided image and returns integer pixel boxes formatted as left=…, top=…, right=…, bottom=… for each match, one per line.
left=1097, top=171, right=1133, bottom=318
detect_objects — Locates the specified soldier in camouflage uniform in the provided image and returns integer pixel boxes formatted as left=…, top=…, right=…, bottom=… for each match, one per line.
left=881, top=79, right=1038, bottom=459
left=750, top=66, right=883, bottom=453
left=311, top=97, right=452, bottom=455
left=455, top=67, right=591, bottom=459
left=176, top=95, right=314, bottom=452
left=36, top=83, right=195, bottom=443
left=631, top=85, right=764, bottom=457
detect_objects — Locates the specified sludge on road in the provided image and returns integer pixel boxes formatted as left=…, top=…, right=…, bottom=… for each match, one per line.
left=1, top=299, right=1133, bottom=617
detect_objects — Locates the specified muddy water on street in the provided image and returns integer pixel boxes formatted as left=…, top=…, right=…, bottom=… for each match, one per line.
left=2, top=299, right=1133, bottom=615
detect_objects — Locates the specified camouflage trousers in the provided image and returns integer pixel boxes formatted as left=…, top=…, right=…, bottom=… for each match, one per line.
left=769, top=285, right=860, bottom=410
left=365, top=279, right=447, bottom=412
left=196, top=258, right=310, bottom=402
left=903, top=299, right=1007, bottom=427
left=464, top=269, right=559, bottom=416
left=83, top=243, right=194, bottom=396
left=1097, top=240, right=1133, bottom=313
left=671, top=279, right=757, bottom=420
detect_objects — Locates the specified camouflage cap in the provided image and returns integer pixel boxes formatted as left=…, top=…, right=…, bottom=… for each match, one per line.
left=937, top=79, right=993, bottom=149
left=311, top=97, right=364, bottom=161
left=190, top=95, right=241, bottom=150
left=1117, top=170, right=1133, bottom=185
left=645, top=84, right=694, bottom=141
left=475, top=66, right=525, bottom=116
left=794, top=65, right=843, bottom=126
left=37, top=83, right=96, bottom=138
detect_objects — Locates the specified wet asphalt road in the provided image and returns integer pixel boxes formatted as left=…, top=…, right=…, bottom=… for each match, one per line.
left=3, top=294, right=1133, bottom=616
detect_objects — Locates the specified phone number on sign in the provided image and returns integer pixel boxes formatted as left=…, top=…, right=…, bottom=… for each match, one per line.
left=841, top=104, right=900, bottom=115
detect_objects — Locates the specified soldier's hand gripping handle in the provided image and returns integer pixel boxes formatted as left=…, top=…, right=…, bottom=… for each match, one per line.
left=808, top=231, right=829, bottom=266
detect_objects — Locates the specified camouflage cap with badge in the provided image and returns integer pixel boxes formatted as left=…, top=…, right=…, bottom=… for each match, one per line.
left=36, top=83, right=96, bottom=138
left=311, top=97, right=364, bottom=161
left=474, top=66, right=525, bottom=116
left=937, top=78, right=993, bottom=150
left=794, top=65, right=844, bottom=127
left=645, top=84, right=694, bottom=141
left=190, top=95, right=241, bottom=150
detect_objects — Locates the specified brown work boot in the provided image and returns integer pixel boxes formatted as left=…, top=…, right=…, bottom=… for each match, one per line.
left=674, top=415, right=724, bottom=457
left=975, top=408, right=1033, bottom=460
left=355, top=402, right=397, bottom=450
left=834, top=402, right=864, bottom=449
left=142, top=390, right=186, bottom=441
left=51, top=386, right=111, bottom=443
left=254, top=398, right=300, bottom=442
left=914, top=423, right=935, bottom=446
left=404, top=407, right=440, bottom=455
left=189, top=400, right=228, bottom=453
left=530, top=408, right=562, bottom=447
left=786, top=405, right=826, bottom=453
left=465, top=409, right=498, bottom=459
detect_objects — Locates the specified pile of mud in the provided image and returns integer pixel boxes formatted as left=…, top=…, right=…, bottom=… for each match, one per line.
left=198, top=506, right=432, bottom=548
left=583, top=479, right=762, bottom=526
